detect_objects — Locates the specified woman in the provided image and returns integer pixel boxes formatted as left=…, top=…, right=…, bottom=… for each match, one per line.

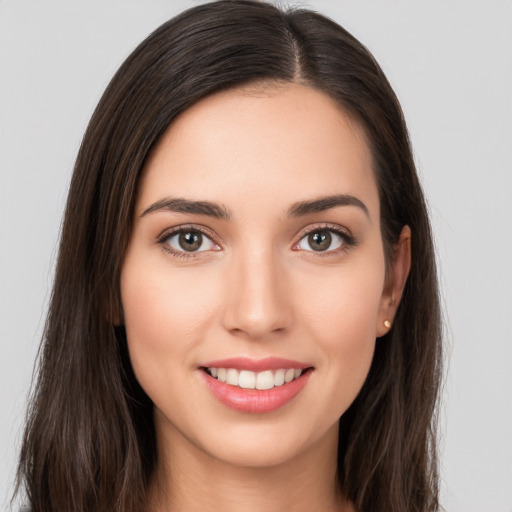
left=16, top=1, right=442, bottom=511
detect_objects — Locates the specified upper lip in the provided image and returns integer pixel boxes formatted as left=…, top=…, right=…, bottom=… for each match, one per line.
left=200, top=357, right=312, bottom=372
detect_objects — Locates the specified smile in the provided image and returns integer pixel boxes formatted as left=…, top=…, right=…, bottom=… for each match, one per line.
left=199, top=358, right=313, bottom=414
left=206, top=367, right=303, bottom=390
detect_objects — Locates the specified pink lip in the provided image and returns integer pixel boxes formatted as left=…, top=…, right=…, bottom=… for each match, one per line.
left=201, top=357, right=311, bottom=372
left=198, top=358, right=313, bottom=414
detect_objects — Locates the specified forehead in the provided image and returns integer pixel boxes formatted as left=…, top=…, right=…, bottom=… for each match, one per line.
left=138, top=83, right=378, bottom=220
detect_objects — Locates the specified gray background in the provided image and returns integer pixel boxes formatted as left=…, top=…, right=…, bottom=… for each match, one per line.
left=1, top=1, right=511, bottom=511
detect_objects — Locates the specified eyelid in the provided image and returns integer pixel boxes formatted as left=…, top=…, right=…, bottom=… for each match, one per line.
left=292, top=223, right=357, bottom=253
left=156, top=222, right=357, bottom=259
left=157, top=224, right=222, bottom=258
left=157, top=223, right=219, bottom=242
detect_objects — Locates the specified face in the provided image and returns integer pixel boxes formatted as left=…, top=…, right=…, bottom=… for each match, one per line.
left=121, top=83, right=398, bottom=469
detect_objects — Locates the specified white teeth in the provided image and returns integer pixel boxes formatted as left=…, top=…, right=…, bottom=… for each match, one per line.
left=284, top=368, right=295, bottom=383
left=239, top=370, right=256, bottom=389
left=207, top=367, right=306, bottom=389
left=274, top=369, right=285, bottom=386
left=226, top=368, right=239, bottom=386
left=256, top=370, right=274, bottom=390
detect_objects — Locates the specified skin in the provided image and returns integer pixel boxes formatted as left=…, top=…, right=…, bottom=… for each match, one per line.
left=120, top=83, right=411, bottom=512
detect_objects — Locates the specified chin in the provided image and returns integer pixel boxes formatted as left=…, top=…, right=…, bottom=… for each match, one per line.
left=184, top=414, right=340, bottom=470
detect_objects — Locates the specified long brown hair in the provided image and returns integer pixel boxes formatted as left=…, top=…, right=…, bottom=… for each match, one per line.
left=16, top=2, right=442, bottom=511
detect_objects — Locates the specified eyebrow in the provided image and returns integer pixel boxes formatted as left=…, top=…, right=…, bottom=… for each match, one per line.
left=140, top=193, right=369, bottom=220
left=141, top=197, right=231, bottom=219
left=287, top=194, right=369, bottom=218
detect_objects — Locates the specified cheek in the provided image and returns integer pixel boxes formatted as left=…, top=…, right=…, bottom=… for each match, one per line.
left=296, top=255, right=385, bottom=391
left=299, top=257, right=384, bottom=337
left=123, top=253, right=217, bottom=328
left=120, top=256, right=219, bottom=387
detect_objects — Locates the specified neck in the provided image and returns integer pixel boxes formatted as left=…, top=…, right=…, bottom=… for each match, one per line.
left=147, top=420, right=352, bottom=512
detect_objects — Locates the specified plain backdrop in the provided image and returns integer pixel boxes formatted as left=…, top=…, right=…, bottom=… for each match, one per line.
left=1, top=1, right=511, bottom=511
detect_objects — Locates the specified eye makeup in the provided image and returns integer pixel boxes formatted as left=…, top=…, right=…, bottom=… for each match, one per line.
left=292, top=222, right=358, bottom=257
left=157, top=224, right=221, bottom=260
left=156, top=221, right=359, bottom=261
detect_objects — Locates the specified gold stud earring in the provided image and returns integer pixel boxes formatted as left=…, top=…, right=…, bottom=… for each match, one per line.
left=384, top=320, right=391, bottom=329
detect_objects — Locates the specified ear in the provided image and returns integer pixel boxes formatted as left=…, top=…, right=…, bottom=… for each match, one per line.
left=376, top=225, right=411, bottom=337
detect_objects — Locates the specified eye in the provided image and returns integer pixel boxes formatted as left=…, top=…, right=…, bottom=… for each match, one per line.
left=164, top=229, right=219, bottom=253
left=296, top=228, right=349, bottom=253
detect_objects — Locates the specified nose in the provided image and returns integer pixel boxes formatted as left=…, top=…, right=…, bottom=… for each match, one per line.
left=221, top=247, right=293, bottom=340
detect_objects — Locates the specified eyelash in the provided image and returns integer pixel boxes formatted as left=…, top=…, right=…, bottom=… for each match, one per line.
left=157, top=223, right=357, bottom=260
left=157, top=225, right=219, bottom=260
left=294, top=223, right=358, bottom=256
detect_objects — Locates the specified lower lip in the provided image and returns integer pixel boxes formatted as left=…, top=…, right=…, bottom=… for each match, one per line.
left=199, top=369, right=312, bottom=414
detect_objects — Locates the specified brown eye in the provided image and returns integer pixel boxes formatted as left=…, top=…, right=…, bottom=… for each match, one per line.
left=166, top=229, right=217, bottom=253
left=179, top=231, right=202, bottom=251
left=297, top=229, right=344, bottom=252
left=308, top=231, right=332, bottom=251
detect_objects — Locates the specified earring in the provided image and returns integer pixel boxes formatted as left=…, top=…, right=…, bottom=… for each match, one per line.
left=384, top=319, right=391, bottom=329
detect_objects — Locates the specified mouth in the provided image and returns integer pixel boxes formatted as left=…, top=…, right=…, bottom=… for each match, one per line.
left=202, top=367, right=307, bottom=390
left=198, top=358, right=314, bottom=414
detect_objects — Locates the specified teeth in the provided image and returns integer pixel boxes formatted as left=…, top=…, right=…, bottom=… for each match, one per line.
left=207, top=367, right=305, bottom=389
left=217, top=368, right=227, bottom=383
left=284, top=368, right=295, bottom=383
left=226, top=368, right=239, bottom=386
left=239, top=370, right=256, bottom=389
left=274, top=369, right=285, bottom=386
left=256, top=370, right=274, bottom=390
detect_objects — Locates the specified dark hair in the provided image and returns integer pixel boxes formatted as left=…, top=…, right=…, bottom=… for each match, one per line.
left=16, top=1, right=442, bottom=511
